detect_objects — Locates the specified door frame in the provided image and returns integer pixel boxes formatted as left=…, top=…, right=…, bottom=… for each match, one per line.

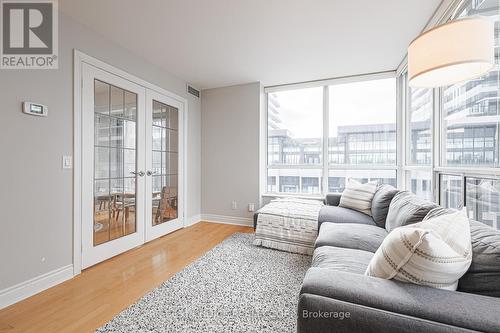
left=73, top=50, right=188, bottom=275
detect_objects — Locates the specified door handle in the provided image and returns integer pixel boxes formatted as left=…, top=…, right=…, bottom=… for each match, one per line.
left=146, top=170, right=158, bottom=176
left=130, top=171, right=145, bottom=177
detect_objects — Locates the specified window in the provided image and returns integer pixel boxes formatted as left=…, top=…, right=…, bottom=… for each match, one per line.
left=302, top=177, right=321, bottom=194
left=407, top=88, right=432, bottom=165
left=267, top=169, right=323, bottom=195
left=267, top=176, right=277, bottom=193
left=407, top=170, right=433, bottom=202
left=263, top=0, right=500, bottom=225
left=266, top=87, right=323, bottom=195
left=430, top=0, right=500, bottom=230
left=279, top=176, right=300, bottom=193
left=440, top=174, right=463, bottom=209
left=400, top=0, right=500, bottom=207
left=266, top=76, right=397, bottom=196
left=466, top=177, right=500, bottom=230
left=328, top=169, right=396, bottom=193
left=436, top=175, right=500, bottom=230
left=267, top=88, right=323, bottom=166
left=441, top=0, right=500, bottom=167
left=403, top=74, right=435, bottom=201
left=329, top=78, right=397, bottom=166
left=390, top=0, right=500, bottom=229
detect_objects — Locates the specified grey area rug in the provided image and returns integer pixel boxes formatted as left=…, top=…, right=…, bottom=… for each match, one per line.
left=96, top=233, right=311, bottom=333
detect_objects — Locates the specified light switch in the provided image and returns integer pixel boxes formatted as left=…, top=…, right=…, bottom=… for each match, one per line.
left=62, top=155, right=73, bottom=169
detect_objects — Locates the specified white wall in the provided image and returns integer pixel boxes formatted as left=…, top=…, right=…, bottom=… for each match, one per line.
left=201, top=82, right=261, bottom=221
left=0, top=13, right=201, bottom=291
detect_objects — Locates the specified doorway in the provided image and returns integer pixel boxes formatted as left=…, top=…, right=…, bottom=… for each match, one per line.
left=76, top=54, right=185, bottom=270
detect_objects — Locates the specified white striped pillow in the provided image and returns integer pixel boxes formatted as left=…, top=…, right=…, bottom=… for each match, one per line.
left=365, top=211, right=472, bottom=290
left=339, top=179, right=378, bottom=216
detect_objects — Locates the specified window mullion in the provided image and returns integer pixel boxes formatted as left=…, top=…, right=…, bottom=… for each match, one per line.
left=397, top=72, right=406, bottom=190
left=322, top=85, right=329, bottom=195
left=433, top=87, right=441, bottom=203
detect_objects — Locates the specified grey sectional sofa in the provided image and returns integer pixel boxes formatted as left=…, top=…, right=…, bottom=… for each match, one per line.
left=298, top=185, right=500, bottom=333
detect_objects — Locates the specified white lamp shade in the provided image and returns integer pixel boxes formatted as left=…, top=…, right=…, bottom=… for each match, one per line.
left=408, top=16, right=494, bottom=88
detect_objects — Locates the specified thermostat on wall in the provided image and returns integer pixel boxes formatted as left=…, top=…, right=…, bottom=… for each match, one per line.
left=23, top=102, right=48, bottom=117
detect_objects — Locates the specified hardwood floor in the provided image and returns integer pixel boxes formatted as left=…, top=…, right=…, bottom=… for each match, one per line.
left=0, top=222, right=253, bottom=333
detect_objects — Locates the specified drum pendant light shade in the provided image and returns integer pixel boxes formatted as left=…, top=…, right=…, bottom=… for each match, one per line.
left=408, top=16, right=494, bottom=88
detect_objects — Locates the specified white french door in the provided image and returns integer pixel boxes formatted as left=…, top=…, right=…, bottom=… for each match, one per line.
left=81, top=63, right=184, bottom=269
left=145, top=90, right=184, bottom=242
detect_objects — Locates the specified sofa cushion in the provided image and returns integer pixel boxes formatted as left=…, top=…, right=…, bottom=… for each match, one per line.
left=459, top=219, right=500, bottom=297
left=423, top=206, right=456, bottom=220
left=300, top=268, right=500, bottom=333
left=366, top=210, right=472, bottom=290
left=318, top=206, right=376, bottom=230
left=312, top=246, right=374, bottom=274
left=324, top=193, right=342, bottom=206
left=315, top=222, right=387, bottom=253
left=385, top=191, right=438, bottom=232
left=425, top=207, right=500, bottom=297
left=339, top=179, right=378, bottom=216
left=371, top=185, right=399, bottom=228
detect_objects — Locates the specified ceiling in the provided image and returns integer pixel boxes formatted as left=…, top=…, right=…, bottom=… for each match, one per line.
left=60, top=0, right=442, bottom=89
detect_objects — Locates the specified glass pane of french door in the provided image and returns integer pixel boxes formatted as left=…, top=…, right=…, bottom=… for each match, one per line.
left=93, top=79, right=138, bottom=245
left=151, top=100, right=179, bottom=226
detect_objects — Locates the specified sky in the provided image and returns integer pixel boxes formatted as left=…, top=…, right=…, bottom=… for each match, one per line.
left=273, top=78, right=396, bottom=138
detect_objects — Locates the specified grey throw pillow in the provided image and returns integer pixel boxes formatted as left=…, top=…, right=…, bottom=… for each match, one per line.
left=423, top=206, right=456, bottom=220
left=425, top=207, right=500, bottom=297
left=371, top=185, right=399, bottom=228
left=385, top=191, right=438, bottom=232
